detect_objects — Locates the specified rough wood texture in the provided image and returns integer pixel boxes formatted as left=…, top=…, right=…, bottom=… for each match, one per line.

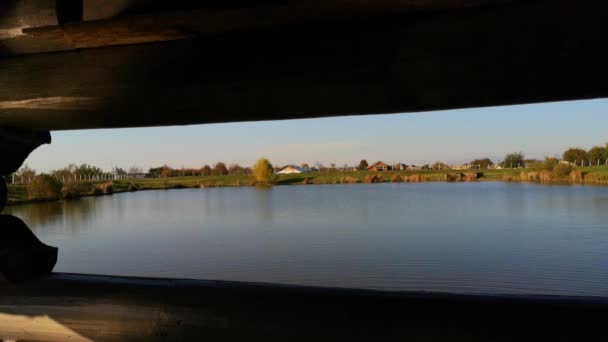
left=0, top=273, right=607, bottom=341
left=0, top=0, right=605, bottom=131
left=22, top=0, right=513, bottom=51
left=1, top=0, right=512, bottom=56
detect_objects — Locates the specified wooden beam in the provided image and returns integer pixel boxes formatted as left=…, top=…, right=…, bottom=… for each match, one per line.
left=20, top=0, right=513, bottom=51
left=1, top=273, right=607, bottom=341
left=0, top=0, right=606, bottom=131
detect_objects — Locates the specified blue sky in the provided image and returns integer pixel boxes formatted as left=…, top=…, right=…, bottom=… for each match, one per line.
left=25, top=99, right=608, bottom=172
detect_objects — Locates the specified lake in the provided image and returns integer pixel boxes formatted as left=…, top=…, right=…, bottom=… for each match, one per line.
left=6, top=182, right=608, bottom=296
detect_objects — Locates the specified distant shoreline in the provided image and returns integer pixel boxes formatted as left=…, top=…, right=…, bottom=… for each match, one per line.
left=7, top=167, right=608, bottom=206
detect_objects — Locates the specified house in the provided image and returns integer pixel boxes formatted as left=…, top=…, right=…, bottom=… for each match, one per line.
left=392, top=163, right=409, bottom=170
left=276, top=165, right=309, bottom=174
left=367, top=161, right=391, bottom=172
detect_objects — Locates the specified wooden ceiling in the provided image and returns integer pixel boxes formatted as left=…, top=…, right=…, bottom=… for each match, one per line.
left=1, top=0, right=606, bottom=132
left=2, top=0, right=513, bottom=56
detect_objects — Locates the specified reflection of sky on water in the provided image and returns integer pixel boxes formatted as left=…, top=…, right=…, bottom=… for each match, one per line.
left=5, top=183, right=608, bottom=296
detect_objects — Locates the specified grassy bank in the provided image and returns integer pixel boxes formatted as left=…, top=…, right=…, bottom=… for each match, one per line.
left=7, top=166, right=608, bottom=206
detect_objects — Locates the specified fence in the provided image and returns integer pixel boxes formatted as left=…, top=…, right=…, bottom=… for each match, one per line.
left=8, top=173, right=139, bottom=185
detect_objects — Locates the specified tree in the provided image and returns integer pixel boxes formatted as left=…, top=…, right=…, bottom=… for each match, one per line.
left=228, top=163, right=244, bottom=175
left=212, top=162, right=228, bottom=176
left=470, top=158, right=494, bottom=169
left=113, top=167, right=127, bottom=175
left=501, top=152, right=525, bottom=168
left=587, top=146, right=607, bottom=165
left=201, top=165, right=212, bottom=176
left=147, top=166, right=165, bottom=178
left=358, top=159, right=369, bottom=171
left=75, top=164, right=102, bottom=178
left=253, top=158, right=274, bottom=184
left=17, top=164, right=37, bottom=180
left=562, top=148, right=588, bottom=164
left=159, top=165, right=175, bottom=178
left=432, top=161, right=449, bottom=170
left=128, top=166, right=143, bottom=174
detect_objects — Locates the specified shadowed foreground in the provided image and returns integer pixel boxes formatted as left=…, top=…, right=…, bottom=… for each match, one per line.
left=1, top=273, right=607, bottom=341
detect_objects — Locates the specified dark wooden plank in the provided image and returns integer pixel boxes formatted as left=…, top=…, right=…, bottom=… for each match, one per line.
left=23, top=0, right=512, bottom=51
left=1, top=273, right=607, bottom=341
left=0, top=0, right=606, bottom=131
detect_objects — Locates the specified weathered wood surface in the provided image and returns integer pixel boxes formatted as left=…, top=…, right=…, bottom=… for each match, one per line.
left=0, top=273, right=607, bottom=341
left=0, top=0, right=606, bottom=131
left=1, top=0, right=511, bottom=56
left=22, top=0, right=514, bottom=51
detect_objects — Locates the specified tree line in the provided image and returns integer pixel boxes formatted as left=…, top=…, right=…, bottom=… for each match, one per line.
left=8, top=162, right=253, bottom=184
left=8, top=141, right=608, bottom=184
left=494, top=143, right=608, bottom=169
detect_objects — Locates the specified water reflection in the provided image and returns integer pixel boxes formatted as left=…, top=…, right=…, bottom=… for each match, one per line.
left=6, top=197, right=95, bottom=234
left=254, top=186, right=273, bottom=225
left=5, top=183, right=608, bottom=296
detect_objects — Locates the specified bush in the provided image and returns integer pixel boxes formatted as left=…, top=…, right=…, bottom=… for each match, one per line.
left=570, top=170, right=584, bottom=183
left=553, top=163, right=574, bottom=178
left=339, top=176, right=360, bottom=184
left=539, top=158, right=559, bottom=171
left=390, top=174, right=404, bottom=182
left=538, top=171, right=553, bottom=183
left=405, top=174, right=425, bottom=182
left=61, top=182, right=82, bottom=199
left=364, top=174, right=383, bottom=183
left=27, top=175, right=63, bottom=200
left=127, top=182, right=141, bottom=191
left=253, top=158, right=274, bottom=184
left=90, top=182, right=114, bottom=195
left=445, top=173, right=460, bottom=182
left=465, top=172, right=483, bottom=181
left=521, top=171, right=539, bottom=182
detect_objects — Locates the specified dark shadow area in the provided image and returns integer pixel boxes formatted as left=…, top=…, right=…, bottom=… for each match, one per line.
left=56, top=0, right=83, bottom=25
left=0, top=215, right=57, bottom=283
left=1, top=273, right=608, bottom=341
left=0, top=176, right=6, bottom=212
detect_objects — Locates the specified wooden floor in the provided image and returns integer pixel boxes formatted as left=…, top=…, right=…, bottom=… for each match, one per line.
left=1, top=273, right=607, bottom=341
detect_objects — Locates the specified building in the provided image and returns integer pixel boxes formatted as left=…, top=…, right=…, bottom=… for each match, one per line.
left=367, top=161, right=391, bottom=172
left=276, top=165, right=309, bottom=174
left=392, top=163, right=409, bottom=170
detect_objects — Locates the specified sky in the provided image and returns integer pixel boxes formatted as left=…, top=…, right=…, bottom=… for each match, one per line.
left=24, top=99, right=608, bottom=173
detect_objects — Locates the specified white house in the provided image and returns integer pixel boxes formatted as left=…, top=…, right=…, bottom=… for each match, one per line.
left=276, top=165, right=309, bottom=174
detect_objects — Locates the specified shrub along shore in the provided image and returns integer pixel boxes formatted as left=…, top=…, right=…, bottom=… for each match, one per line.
left=6, top=165, right=608, bottom=206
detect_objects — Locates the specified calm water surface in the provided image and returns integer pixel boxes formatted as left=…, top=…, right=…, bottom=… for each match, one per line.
left=6, top=182, right=608, bottom=296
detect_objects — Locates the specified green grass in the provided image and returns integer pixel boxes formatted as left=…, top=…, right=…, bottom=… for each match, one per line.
left=7, top=166, right=608, bottom=205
